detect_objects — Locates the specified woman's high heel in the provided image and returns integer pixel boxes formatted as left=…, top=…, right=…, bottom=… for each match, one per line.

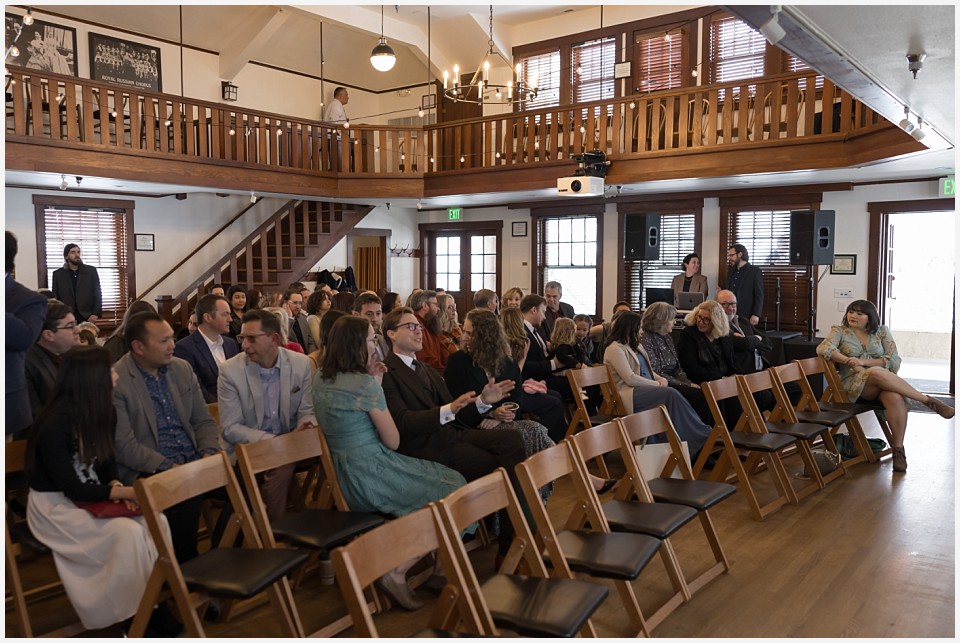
left=924, top=396, right=955, bottom=419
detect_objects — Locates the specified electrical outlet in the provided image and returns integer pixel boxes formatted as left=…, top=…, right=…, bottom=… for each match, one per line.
left=834, top=288, right=853, bottom=298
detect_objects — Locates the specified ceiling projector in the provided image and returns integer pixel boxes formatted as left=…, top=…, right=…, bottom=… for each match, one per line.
left=558, top=175, right=604, bottom=196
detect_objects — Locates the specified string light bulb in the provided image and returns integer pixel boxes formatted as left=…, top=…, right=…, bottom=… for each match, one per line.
left=22, top=10, right=34, bottom=26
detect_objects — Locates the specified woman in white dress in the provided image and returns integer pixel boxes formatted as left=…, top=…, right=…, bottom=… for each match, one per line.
left=26, top=346, right=175, bottom=634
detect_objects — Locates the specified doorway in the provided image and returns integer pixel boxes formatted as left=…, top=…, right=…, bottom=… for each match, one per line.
left=420, top=222, right=502, bottom=317
left=881, top=209, right=955, bottom=394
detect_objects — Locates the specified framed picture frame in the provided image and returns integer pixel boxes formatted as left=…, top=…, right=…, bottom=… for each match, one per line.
left=830, top=254, right=856, bottom=275
left=89, top=32, right=162, bottom=92
left=135, top=233, right=155, bottom=252
left=512, top=221, right=528, bottom=237
left=4, top=13, right=78, bottom=77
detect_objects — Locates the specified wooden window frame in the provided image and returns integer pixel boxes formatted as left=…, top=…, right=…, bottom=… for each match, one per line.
left=419, top=220, right=503, bottom=315
left=704, top=11, right=802, bottom=86
left=530, top=204, right=604, bottom=317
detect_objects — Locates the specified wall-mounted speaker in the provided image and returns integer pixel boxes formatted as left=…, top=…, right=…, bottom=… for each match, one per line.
left=789, top=210, right=835, bottom=265
left=624, top=214, right=661, bottom=260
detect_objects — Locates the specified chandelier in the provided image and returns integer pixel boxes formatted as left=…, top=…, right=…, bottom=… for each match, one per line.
left=442, top=6, right=538, bottom=105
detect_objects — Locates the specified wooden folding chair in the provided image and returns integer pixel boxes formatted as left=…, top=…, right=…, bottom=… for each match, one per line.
left=331, top=504, right=485, bottom=637
left=435, top=469, right=609, bottom=637
left=616, top=407, right=735, bottom=594
left=698, top=377, right=799, bottom=520
left=235, top=427, right=387, bottom=637
left=5, top=440, right=85, bottom=638
left=516, top=442, right=662, bottom=637
left=565, top=364, right=627, bottom=477
left=800, top=356, right=894, bottom=463
left=130, top=452, right=310, bottom=637
left=566, top=422, right=694, bottom=615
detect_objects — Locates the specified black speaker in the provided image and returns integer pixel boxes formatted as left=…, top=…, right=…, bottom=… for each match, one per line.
left=789, top=210, right=835, bottom=265
left=624, top=214, right=661, bottom=260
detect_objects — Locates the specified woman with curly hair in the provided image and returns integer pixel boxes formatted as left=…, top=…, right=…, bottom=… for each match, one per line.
left=305, top=289, right=332, bottom=349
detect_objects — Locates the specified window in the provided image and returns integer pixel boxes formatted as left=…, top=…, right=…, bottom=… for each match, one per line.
left=533, top=213, right=602, bottom=316
left=620, top=210, right=699, bottom=309
left=707, top=13, right=768, bottom=84
left=571, top=37, right=616, bottom=106
left=35, top=196, right=136, bottom=328
left=636, top=29, right=684, bottom=92
left=470, top=235, right=497, bottom=292
left=520, top=50, right=561, bottom=111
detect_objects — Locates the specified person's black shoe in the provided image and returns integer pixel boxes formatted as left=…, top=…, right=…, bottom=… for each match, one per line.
left=597, top=478, right=618, bottom=494
left=203, top=598, right=221, bottom=623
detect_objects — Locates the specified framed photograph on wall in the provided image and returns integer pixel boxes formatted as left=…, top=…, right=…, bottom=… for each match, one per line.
left=4, top=13, right=78, bottom=76
left=830, top=254, right=856, bottom=275
left=89, top=32, right=162, bottom=92
left=512, top=221, right=528, bottom=237
left=135, top=234, right=155, bottom=252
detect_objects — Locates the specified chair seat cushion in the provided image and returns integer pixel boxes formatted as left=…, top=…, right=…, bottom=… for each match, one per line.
left=795, top=409, right=853, bottom=426
left=480, top=573, right=608, bottom=637
left=180, top=548, right=310, bottom=599
left=729, top=431, right=796, bottom=452
left=820, top=401, right=879, bottom=416
left=764, top=421, right=827, bottom=441
left=588, top=414, right=615, bottom=425
left=602, top=500, right=697, bottom=539
left=554, top=530, right=660, bottom=580
left=647, top=478, right=737, bottom=510
left=271, top=509, right=385, bottom=550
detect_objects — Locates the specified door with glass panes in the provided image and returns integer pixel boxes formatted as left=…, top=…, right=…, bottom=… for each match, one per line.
left=423, top=225, right=501, bottom=319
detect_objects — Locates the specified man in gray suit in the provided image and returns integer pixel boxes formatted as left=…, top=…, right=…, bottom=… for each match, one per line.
left=218, top=309, right=316, bottom=520
left=282, top=287, right=317, bottom=354
left=113, top=310, right=220, bottom=562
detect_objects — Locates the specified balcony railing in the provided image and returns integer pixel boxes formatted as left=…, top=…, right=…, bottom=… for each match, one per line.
left=6, top=69, right=883, bottom=179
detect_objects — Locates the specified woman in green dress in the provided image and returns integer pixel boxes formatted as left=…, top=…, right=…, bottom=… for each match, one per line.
left=313, top=315, right=465, bottom=610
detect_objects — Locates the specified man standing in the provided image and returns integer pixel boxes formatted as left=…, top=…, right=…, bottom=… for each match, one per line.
left=323, top=86, right=349, bottom=123
left=51, top=243, right=102, bottom=324
left=25, top=299, right=81, bottom=416
left=218, top=309, right=316, bottom=520
left=473, top=289, right=499, bottom=314
left=542, top=281, right=575, bottom=337
left=174, top=294, right=240, bottom=403
left=409, top=289, right=449, bottom=374
left=113, top=311, right=221, bottom=562
left=379, top=307, right=524, bottom=559
left=353, top=291, right=388, bottom=361
left=6, top=231, right=48, bottom=436
left=724, top=244, right=764, bottom=326
left=716, top=290, right=771, bottom=374
left=282, top=287, right=316, bottom=354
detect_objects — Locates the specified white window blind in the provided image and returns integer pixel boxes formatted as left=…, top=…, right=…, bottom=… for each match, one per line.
left=709, top=14, right=767, bottom=84
left=636, top=30, right=683, bottom=92
left=520, top=50, right=561, bottom=111
left=572, top=37, right=616, bottom=106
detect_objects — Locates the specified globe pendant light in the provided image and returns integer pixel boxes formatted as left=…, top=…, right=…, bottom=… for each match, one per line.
left=370, top=6, right=396, bottom=72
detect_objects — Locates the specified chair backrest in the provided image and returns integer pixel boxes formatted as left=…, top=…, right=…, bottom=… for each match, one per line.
left=567, top=421, right=655, bottom=504
left=772, top=362, right=822, bottom=415
left=701, top=377, right=746, bottom=432
left=331, top=505, right=484, bottom=637
left=617, top=406, right=695, bottom=481
left=817, top=356, right=855, bottom=404
left=736, top=370, right=793, bottom=431
left=568, top=364, right=626, bottom=417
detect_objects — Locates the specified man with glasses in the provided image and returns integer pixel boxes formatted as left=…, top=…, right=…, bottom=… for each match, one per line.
left=283, top=287, right=316, bottom=354
left=716, top=289, right=771, bottom=374
left=25, top=298, right=80, bottom=419
left=409, top=289, right=450, bottom=374
left=724, top=243, right=764, bottom=327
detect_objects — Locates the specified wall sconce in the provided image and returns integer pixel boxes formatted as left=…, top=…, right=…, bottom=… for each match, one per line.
left=221, top=81, right=238, bottom=102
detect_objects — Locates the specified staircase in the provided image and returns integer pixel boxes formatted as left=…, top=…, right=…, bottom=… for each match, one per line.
left=157, top=199, right=372, bottom=326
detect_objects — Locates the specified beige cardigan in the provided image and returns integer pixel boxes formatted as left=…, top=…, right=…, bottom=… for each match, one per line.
left=670, top=273, right=708, bottom=306
left=603, top=341, right=661, bottom=414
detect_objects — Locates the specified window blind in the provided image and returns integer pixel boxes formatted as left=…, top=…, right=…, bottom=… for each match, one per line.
left=621, top=213, right=697, bottom=308
left=708, top=14, right=767, bottom=84
left=572, top=37, right=617, bottom=105
left=636, top=29, right=683, bottom=92
left=520, top=50, right=561, bottom=111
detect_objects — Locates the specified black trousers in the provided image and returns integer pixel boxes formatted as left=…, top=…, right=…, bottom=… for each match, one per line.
left=519, top=390, right=566, bottom=443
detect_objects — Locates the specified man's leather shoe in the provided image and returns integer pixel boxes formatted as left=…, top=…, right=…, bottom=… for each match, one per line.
left=376, top=573, right=424, bottom=611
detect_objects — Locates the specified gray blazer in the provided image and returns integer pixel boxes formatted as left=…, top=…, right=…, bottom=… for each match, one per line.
left=113, top=353, right=220, bottom=484
left=217, top=348, right=316, bottom=460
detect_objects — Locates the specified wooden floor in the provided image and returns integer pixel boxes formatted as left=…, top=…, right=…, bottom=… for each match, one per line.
left=8, top=411, right=955, bottom=638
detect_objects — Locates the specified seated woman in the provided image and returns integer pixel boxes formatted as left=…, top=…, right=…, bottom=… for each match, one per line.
left=501, top=287, right=524, bottom=310
left=670, top=252, right=708, bottom=307
left=306, top=309, right=346, bottom=376
left=305, top=289, right=332, bottom=350
left=436, top=293, right=462, bottom=350
left=313, top=316, right=466, bottom=610
left=605, top=311, right=711, bottom=458
left=818, top=299, right=954, bottom=473
left=640, top=302, right=712, bottom=425
left=263, top=306, right=305, bottom=354
left=26, top=346, right=178, bottom=635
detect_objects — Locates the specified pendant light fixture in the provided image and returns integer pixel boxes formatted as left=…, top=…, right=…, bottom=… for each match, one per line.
left=370, top=5, right=396, bottom=72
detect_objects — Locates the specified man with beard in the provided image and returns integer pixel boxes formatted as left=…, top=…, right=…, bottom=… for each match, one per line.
left=51, top=244, right=102, bottom=324
left=724, top=244, right=764, bottom=327
left=410, top=289, right=450, bottom=374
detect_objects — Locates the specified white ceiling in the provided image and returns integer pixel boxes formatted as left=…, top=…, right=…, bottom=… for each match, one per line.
left=5, top=4, right=956, bottom=207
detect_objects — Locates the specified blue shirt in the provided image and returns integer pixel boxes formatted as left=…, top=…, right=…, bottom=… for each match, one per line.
left=135, top=362, right=204, bottom=471
left=258, top=355, right=283, bottom=436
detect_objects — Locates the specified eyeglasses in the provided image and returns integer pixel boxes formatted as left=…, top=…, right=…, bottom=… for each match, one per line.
left=718, top=301, right=737, bottom=308
left=237, top=332, right=269, bottom=342
left=396, top=322, right=424, bottom=333
left=55, top=322, right=77, bottom=331
left=696, top=315, right=713, bottom=323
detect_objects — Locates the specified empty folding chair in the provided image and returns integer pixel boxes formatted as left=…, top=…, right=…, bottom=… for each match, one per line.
left=516, top=442, right=662, bottom=636
left=699, top=377, right=798, bottom=520
left=130, top=452, right=310, bottom=637
left=566, top=364, right=627, bottom=477
left=436, top=469, right=609, bottom=637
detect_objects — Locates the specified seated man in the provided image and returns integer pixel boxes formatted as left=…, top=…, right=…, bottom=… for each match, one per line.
left=409, top=289, right=450, bottom=373
left=519, top=293, right=575, bottom=403
left=353, top=291, right=389, bottom=361
left=380, top=307, right=525, bottom=559
left=174, top=294, right=239, bottom=403
left=25, top=299, right=80, bottom=417
left=218, top=309, right=316, bottom=520
left=716, top=289, right=771, bottom=374
left=113, top=311, right=221, bottom=562
left=473, top=288, right=499, bottom=313
left=542, top=280, right=575, bottom=337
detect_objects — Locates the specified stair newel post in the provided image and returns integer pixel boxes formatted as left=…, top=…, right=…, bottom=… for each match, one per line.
left=155, top=295, right=175, bottom=326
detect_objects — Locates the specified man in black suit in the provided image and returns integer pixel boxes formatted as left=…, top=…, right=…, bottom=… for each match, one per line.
left=716, top=289, right=771, bottom=374
left=173, top=294, right=240, bottom=403
left=6, top=231, right=48, bottom=437
left=51, top=243, right=102, bottom=323
left=282, top=287, right=316, bottom=354
left=519, top=293, right=575, bottom=402
left=380, top=306, right=524, bottom=557
left=542, top=280, right=576, bottom=337
left=25, top=299, right=80, bottom=417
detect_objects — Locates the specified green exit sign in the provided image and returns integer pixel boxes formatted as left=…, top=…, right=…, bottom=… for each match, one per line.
left=448, top=208, right=462, bottom=220
left=939, top=176, right=956, bottom=197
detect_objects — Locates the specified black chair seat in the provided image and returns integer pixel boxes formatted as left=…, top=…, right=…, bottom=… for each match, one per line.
left=272, top=509, right=385, bottom=550
left=480, top=573, right=608, bottom=637
left=729, top=431, right=797, bottom=452
left=412, top=629, right=481, bottom=637
left=764, top=421, right=828, bottom=441
left=602, top=500, right=697, bottom=539
left=588, top=414, right=615, bottom=425
left=647, top=478, right=737, bottom=511
left=180, top=548, right=310, bottom=599
left=795, top=409, right=854, bottom=426
left=553, top=530, right=660, bottom=580
left=821, top=400, right=880, bottom=416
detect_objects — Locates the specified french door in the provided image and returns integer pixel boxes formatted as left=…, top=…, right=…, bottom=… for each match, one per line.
left=419, top=222, right=502, bottom=317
